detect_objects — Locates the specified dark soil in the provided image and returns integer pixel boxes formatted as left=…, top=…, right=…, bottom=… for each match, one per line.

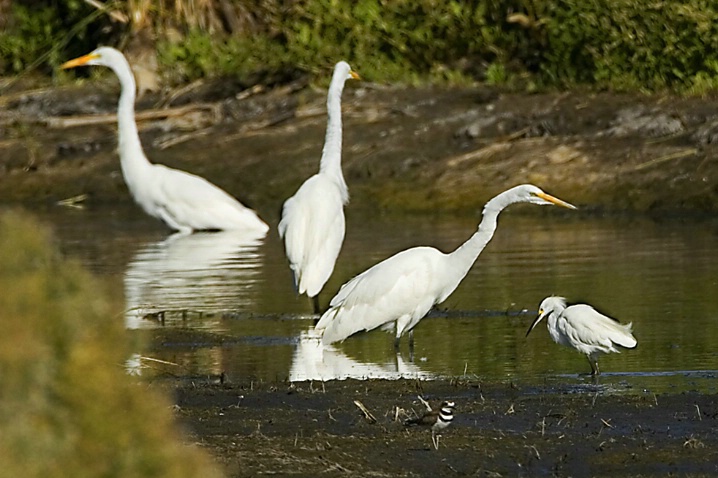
left=168, top=378, right=718, bottom=477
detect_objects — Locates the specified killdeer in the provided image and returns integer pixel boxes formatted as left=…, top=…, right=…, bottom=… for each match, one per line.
left=404, top=400, right=455, bottom=449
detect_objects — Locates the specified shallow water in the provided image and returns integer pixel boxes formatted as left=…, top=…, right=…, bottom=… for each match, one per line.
left=22, top=204, right=718, bottom=392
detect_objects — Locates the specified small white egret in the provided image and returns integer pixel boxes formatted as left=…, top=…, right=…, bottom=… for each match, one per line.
left=315, top=184, right=576, bottom=347
left=61, top=47, right=269, bottom=235
left=526, top=296, right=638, bottom=375
left=278, top=61, right=359, bottom=313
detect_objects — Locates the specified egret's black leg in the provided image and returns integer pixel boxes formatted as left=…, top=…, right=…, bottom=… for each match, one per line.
left=312, top=295, right=321, bottom=315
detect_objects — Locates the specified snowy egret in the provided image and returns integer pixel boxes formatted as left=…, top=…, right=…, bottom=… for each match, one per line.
left=61, top=47, right=269, bottom=235
left=315, top=184, right=576, bottom=346
left=526, top=296, right=638, bottom=375
left=278, top=61, right=359, bottom=313
left=404, top=400, right=455, bottom=450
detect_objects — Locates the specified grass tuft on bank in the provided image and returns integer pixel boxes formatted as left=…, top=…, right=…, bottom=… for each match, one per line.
left=0, top=211, right=223, bottom=478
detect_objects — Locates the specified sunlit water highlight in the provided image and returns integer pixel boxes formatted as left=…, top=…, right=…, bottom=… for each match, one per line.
left=23, top=205, right=718, bottom=393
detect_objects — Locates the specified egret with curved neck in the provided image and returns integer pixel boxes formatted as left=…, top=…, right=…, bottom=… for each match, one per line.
left=61, top=47, right=269, bottom=236
left=278, top=61, right=359, bottom=313
left=315, top=184, right=577, bottom=347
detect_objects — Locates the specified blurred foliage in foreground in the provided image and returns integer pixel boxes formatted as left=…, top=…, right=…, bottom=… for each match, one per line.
left=1, top=0, right=718, bottom=93
left=0, top=211, right=223, bottom=478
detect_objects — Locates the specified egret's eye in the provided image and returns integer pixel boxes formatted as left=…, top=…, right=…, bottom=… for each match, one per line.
left=539, top=309, right=544, bottom=315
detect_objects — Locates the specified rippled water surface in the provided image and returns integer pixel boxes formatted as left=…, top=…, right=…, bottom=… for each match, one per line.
left=25, top=205, right=718, bottom=392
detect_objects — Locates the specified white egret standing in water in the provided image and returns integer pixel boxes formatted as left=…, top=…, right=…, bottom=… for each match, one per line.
left=278, top=61, right=359, bottom=313
left=315, top=184, right=577, bottom=347
left=61, top=47, right=269, bottom=235
left=526, top=296, right=638, bottom=375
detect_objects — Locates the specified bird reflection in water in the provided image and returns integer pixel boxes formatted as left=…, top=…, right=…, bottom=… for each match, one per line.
left=124, top=230, right=264, bottom=329
left=289, top=328, right=432, bottom=381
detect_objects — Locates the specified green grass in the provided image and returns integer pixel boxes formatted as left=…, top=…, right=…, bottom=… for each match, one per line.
left=3, top=0, right=718, bottom=94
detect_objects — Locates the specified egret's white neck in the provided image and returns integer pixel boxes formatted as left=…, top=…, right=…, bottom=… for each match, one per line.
left=546, top=301, right=566, bottom=328
left=111, top=56, right=152, bottom=188
left=319, top=75, right=348, bottom=197
left=547, top=310, right=560, bottom=329
left=447, top=191, right=518, bottom=280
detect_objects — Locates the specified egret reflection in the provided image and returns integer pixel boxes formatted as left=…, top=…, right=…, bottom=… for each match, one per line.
left=289, top=328, right=432, bottom=381
left=124, top=231, right=264, bottom=329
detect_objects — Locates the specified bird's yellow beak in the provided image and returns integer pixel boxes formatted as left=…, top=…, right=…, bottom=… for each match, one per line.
left=535, top=192, right=577, bottom=210
left=350, top=70, right=361, bottom=80
left=61, top=52, right=100, bottom=70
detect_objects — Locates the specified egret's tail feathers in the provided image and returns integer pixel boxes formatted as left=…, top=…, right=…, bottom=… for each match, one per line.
left=316, top=303, right=386, bottom=344
left=320, top=327, right=343, bottom=345
left=315, top=308, right=343, bottom=344
left=612, top=322, right=637, bottom=349
left=314, top=307, right=335, bottom=331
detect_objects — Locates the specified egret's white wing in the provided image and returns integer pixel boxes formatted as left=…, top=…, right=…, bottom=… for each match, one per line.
left=153, top=165, right=267, bottom=233
left=316, top=247, right=444, bottom=344
left=559, top=304, right=637, bottom=354
left=279, top=174, right=346, bottom=296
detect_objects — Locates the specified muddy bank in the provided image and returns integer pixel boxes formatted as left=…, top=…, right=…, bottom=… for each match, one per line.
left=2, top=81, right=718, bottom=215
left=166, top=378, right=718, bottom=477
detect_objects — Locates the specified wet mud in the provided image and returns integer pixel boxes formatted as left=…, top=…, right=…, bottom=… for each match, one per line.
left=168, top=378, right=718, bottom=477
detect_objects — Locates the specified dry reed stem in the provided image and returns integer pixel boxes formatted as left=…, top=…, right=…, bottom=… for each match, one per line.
left=353, top=400, right=377, bottom=424
left=83, top=0, right=128, bottom=23
left=44, top=103, right=218, bottom=128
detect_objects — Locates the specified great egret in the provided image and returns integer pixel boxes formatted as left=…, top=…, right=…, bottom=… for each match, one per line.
left=278, top=61, right=359, bottom=313
left=526, top=296, right=638, bottom=375
left=404, top=400, right=456, bottom=450
left=315, top=184, right=577, bottom=346
left=61, top=47, right=269, bottom=235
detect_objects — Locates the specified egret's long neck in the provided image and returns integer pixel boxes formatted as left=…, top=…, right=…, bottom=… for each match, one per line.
left=547, top=310, right=561, bottom=330
left=447, top=192, right=515, bottom=278
left=112, top=58, right=151, bottom=187
left=319, top=76, right=348, bottom=197
left=546, top=309, right=564, bottom=342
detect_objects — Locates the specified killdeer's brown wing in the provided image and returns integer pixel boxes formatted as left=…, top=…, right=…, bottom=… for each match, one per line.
left=404, top=409, right=439, bottom=427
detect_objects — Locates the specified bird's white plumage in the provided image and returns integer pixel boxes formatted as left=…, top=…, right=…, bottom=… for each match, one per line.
left=527, top=296, right=637, bottom=374
left=316, top=247, right=449, bottom=344
left=279, top=61, right=357, bottom=300
left=279, top=175, right=347, bottom=296
left=316, top=184, right=577, bottom=345
left=143, top=164, right=267, bottom=233
left=61, top=47, right=268, bottom=235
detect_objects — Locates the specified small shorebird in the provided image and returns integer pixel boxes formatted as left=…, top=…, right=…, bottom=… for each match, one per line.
left=404, top=400, right=455, bottom=449
left=526, top=296, right=638, bottom=375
